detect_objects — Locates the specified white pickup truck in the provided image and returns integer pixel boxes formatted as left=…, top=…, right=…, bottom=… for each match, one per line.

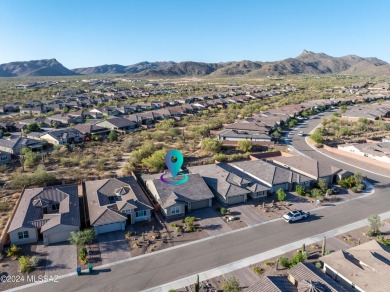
left=283, top=210, right=310, bottom=223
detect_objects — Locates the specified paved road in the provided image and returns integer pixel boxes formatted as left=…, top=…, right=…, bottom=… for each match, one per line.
left=17, top=111, right=390, bottom=292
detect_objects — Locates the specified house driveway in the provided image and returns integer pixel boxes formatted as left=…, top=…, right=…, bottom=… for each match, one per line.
left=189, top=208, right=232, bottom=236
left=229, top=203, right=265, bottom=226
left=36, top=242, right=77, bottom=276
left=98, top=231, right=131, bottom=265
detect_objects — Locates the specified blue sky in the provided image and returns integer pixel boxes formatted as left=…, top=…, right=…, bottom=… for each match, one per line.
left=1, top=0, right=390, bottom=68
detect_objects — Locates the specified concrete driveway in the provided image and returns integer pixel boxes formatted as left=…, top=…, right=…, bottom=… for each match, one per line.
left=189, top=208, right=232, bottom=236
left=98, top=231, right=131, bottom=265
left=36, top=242, right=77, bottom=276
left=229, top=203, right=265, bottom=226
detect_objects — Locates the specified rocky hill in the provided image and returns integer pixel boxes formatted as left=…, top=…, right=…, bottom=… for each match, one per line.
left=0, top=59, right=78, bottom=77
left=1, top=51, right=390, bottom=77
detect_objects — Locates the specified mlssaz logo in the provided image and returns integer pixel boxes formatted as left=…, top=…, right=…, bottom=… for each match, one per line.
left=160, top=149, right=188, bottom=185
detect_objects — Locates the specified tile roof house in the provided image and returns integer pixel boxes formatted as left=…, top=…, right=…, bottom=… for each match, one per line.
left=145, top=173, right=214, bottom=218
left=271, top=155, right=341, bottom=185
left=40, top=128, right=85, bottom=145
left=8, top=185, right=80, bottom=246
left=288, top=262, right=348, bottom=292
left=96, top=117, right=137, bottom=134
left=215, top=129, right=272, bottom=142
left=245, top=276, right=297, bottom=292
left=321, top=240, right=390, bottom=292
left=72, top=124, right=110, bottom=137
left=232, top=160, right=313, bottom=192
left=338, top=142, right=390, bottom=164
left=85, top=177, right=153, bottom=235
left=0, top=136, right=44, bottom=155
left=189, top=163, right=270, bottom=206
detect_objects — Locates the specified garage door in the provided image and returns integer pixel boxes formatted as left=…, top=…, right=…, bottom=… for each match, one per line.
left=95, top=222, right=123, bottom=234
left=227, top=195, right=245, bottom=205
left=191, top=199, right=210, bottom=210
left=47, top=231, right=72, bottom=245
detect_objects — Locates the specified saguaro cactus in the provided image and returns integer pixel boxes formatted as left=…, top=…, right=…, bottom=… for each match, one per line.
left=322, top=236, right=326, bottom=256
left=195, top=274, right=200, bottom=292
left=302, top=243, right=306, bottom=252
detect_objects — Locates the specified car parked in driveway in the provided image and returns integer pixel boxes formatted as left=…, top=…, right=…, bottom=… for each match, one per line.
left=283, top=210, right=310, bottom=223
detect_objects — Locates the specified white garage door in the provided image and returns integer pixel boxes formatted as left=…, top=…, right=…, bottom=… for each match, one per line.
left=47, top=231, right=72, bottom=245
left=95, top=222, right=123, bottom=234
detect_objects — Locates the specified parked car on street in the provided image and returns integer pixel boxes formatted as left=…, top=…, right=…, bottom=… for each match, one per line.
left=283, top=210, right=310, bottom=223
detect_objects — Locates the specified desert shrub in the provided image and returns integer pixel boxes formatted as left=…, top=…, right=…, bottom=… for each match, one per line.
left=155, top=119, right=175, bottom=131
left=122, top=135, right=140, bottom=151
left=142, top=149, right=168, bottom=172
left=289, top=251, right=305, bottom=268
left=276, top=188, right=286, bottom=201
left=315, top=261, right=323, bottom=268
left=19, top=256, right=35, bottom=273
left=310, top=131, right=324, bottom=143
left=222, top=277, right=241, bottom=292
left=236, top=140, right=252, bottom=152
left=251, top=266, right=264, bottom=274
left=69, top=229, right=95, bottom=246
left=279, top=256, right=290, bottom=268
left=201, top=138, right=222, bottom=153
left=367, top=214, right=381, bottom=237
left=296, top=185, right=306, bottom=196
left=213, top=153, right=228, bottom=162
left=220, top=207, right=228, bottom=215
left=8, top=167, right=57, bottom=189
left=311, top=188, right=323, bottom=198
left=79, top=155, right=94, bottom=169
left=78, top=247, right=88, bottom=263
left=7, top=244, right=22, bottom=258
left=108, top=130, right=118, bottom=142
left=21, top=147, right=41, bottom=169
left=184, top=216, right=196, bottom=227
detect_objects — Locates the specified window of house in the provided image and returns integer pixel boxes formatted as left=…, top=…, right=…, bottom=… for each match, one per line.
left=136, top=210, right=147, bottom=217
left=18, top=231, right=29, bottom=239
left=52, top=203, right=60, bottom=210
left=171, top=206, right=180, bottom=215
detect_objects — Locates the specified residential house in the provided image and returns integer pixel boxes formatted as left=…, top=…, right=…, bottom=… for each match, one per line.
left=49, top=114, right=77, bottom=125
left=338, top=142, right=390, bottom=164
left=72, top=124, right=110, bottom=137
left=40, top=128, right=85, bottom=145
left=85, top=177, right=153, bottom=235
left=246, top=276, right=297, bottom=292
left=67, top=110, right=89, bottom=122
left=215, top=129, right=271, bottom=142
left=96, top=117, right=137, bottom=134
left=189, top=163, right=269, bottom=206
left=232, top=160, right=313, bottom=192
left=0, top=121, right=17, bottom=132
left=145, top=173, right=214, bottom=218
left=321, top=240, right=390, bottom=292
left=0, top=136, right=44, bottom=155
left=271, top=156, right=341, bottom=185
left=8, top=185, right=80, bottom=245
left=288, top=262, right=348, bottom=292
left=0, top=151, right=11, bottom=164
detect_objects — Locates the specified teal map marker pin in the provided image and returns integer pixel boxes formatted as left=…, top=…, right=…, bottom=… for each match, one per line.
left=165, top=149, right=183, bottom=178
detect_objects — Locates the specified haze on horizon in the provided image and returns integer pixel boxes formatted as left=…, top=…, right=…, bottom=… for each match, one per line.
left=1, top=0, right=390, bottom=68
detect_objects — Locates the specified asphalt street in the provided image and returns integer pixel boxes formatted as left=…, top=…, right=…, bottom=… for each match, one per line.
left=15, top=112, right=390, bottom=292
